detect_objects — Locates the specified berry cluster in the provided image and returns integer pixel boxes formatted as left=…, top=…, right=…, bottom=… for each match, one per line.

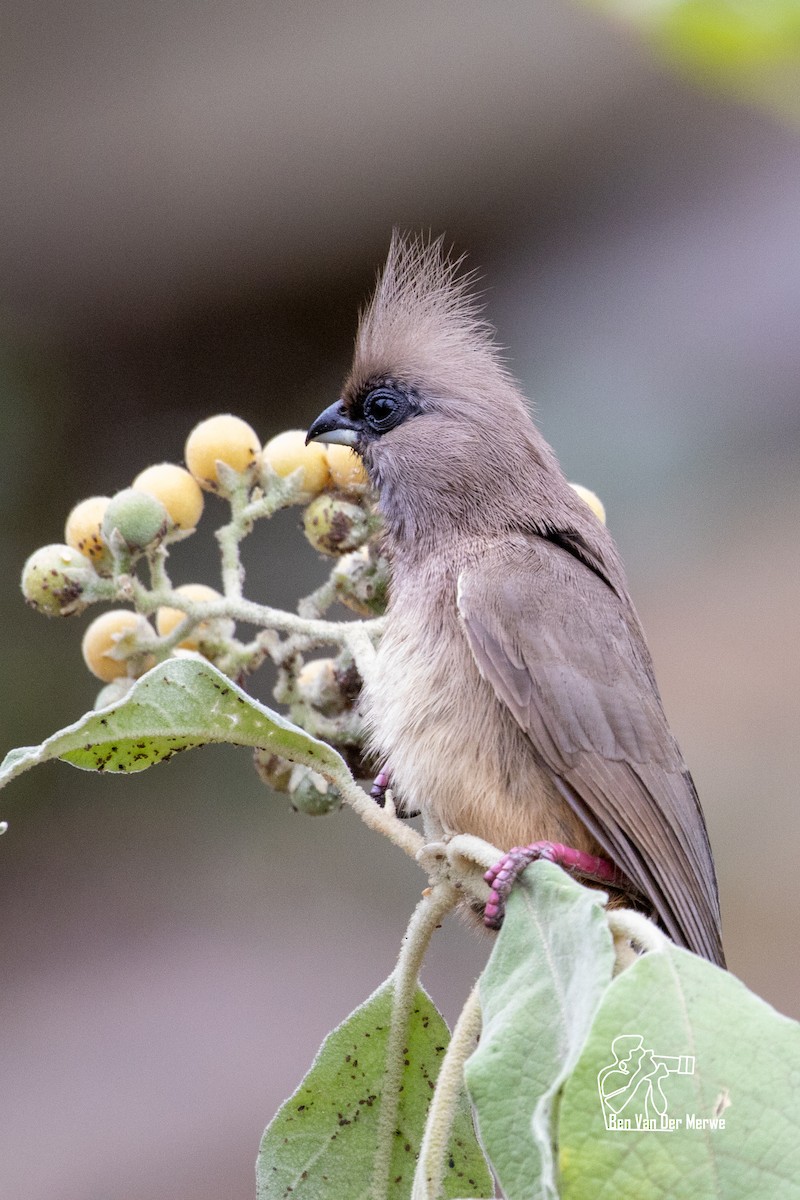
left=21, top=415, right=389, bottom=814
left=21, top=412, right=606, bottom=815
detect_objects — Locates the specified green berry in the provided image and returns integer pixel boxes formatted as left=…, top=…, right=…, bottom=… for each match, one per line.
left=102, top=488, right=169, bottom=553
left=303, top=494, right=371, bottom=556
left=289, top=767, right=341, bottom=815
left=21, top=543, right=95, bottom=616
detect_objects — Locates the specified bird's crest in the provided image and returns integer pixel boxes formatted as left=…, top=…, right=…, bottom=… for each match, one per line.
left=350, top=232, right=513, bottom=401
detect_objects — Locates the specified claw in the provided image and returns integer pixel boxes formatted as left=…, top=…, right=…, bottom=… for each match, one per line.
left=369, top=766, right=420, bottom=819
left=370, top=767, right=391, bottom=808
left=483, top=841, right=626, bottom=930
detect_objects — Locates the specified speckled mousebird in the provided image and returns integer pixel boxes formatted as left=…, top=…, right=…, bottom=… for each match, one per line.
left=307, top=233, right=724, bottom=967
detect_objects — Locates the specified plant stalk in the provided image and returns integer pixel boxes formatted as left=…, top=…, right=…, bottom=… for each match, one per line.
left=370, top=883, right=458, bottom=1200
left=411, top=982, right=483, bottom=1200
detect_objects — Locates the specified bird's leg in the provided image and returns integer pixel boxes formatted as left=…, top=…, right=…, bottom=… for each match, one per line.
left=370, top=766, right=392, bottom=807
left=483, top=842, right=626, bottom=930
left=369, top=766, right=421, bottom=819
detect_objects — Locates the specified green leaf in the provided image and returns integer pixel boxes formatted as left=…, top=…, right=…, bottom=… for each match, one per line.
left=0, top=659, right=346, bottom=789
left=558, top=943, right=800, bottom=1199
left=464, top=860, right=615, bottom=1200
left=257, top=979, right=494, bottom=1200
left=589, top=0, right=800, bottom=124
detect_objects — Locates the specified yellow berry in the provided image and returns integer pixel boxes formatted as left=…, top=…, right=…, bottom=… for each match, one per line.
left=81, top=610, right=150, bottom=682
left=155, top=583, right=233, bottom=649
left=185, top=414, right=261, bottom=492
left=261, top=430, right=330, bottom=502
left=569, top=482, right=606, bottom=525
left=64, top=496, right=112, bottom=565
left=21, top=543, right=95, bottom=616
left=325, top=443, right=369, bottom=492
left=132, top=463, right=204, bottom=531
left=297, top=657, right=336, bottom=695
left=296, top=657, right=353, bottom=716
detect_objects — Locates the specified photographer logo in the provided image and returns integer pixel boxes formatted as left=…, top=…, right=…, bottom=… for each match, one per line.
left=597, top=1034, right=727, bottom=1133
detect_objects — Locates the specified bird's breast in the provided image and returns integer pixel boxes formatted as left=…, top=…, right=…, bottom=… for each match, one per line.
left=362, top=561, right=586, bottom=852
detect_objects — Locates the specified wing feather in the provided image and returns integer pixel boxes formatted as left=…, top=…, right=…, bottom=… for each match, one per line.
left=458, top=538, right=724, bottom=966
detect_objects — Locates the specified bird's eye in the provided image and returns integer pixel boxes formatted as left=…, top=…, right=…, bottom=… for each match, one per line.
left=363, top=387, right=406, bottom=433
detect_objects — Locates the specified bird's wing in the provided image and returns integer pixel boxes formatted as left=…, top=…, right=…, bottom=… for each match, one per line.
left=457, top=537, right=724, bottom=965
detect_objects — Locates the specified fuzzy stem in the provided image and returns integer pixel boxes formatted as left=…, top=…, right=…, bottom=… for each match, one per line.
left=81, top=576, right=121, bottom=606
left=297, top=578, right=339, bottom=619
left=214, top=464, right=306, bottom=599
left=128, top=576, right=384, bottom=653
left=199, top=596, right=384, bottom=644
left=341, top=621, right=380, bottom=689
left=326, top=764, right=424, bottom=862
left=606, top=907, right=668, bottom=974
left=216, top=514, right=247, bottom=600
left=412, top=981, right=483, bottom=1200
left=217, top=629, right=280, bottom=677
left=145, top=543, right=172, bottom=593
left=371, top=883, right=459, bottom=1200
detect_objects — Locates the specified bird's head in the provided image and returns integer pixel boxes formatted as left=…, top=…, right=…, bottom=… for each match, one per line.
left=306, top=234, right=579, bottom=549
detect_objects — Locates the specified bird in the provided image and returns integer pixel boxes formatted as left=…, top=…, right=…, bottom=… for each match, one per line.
left=306, top=232, right=725, bottom=968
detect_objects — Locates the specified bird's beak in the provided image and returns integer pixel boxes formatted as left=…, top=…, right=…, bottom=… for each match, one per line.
left=306, top=400, right=361, bottom=448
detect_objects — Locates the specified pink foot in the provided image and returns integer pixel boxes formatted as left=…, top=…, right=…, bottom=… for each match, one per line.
left=370, top=767, right=392, bottom=807
left=483, top=841, right=626, bottom=930
left=369, top=767, right=420, bottom=819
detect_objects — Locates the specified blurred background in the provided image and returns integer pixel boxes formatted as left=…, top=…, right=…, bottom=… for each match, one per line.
left=2, top=2, right=798, bottom=1197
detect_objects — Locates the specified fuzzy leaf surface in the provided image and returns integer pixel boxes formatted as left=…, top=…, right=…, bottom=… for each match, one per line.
left=558, top=943, right=800, bottom=1199
left=257, top=979, right=494, bottom=1200
left=0, top=659, right=346, bottom=786
left=464, top=860, right=615, bottom=1200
